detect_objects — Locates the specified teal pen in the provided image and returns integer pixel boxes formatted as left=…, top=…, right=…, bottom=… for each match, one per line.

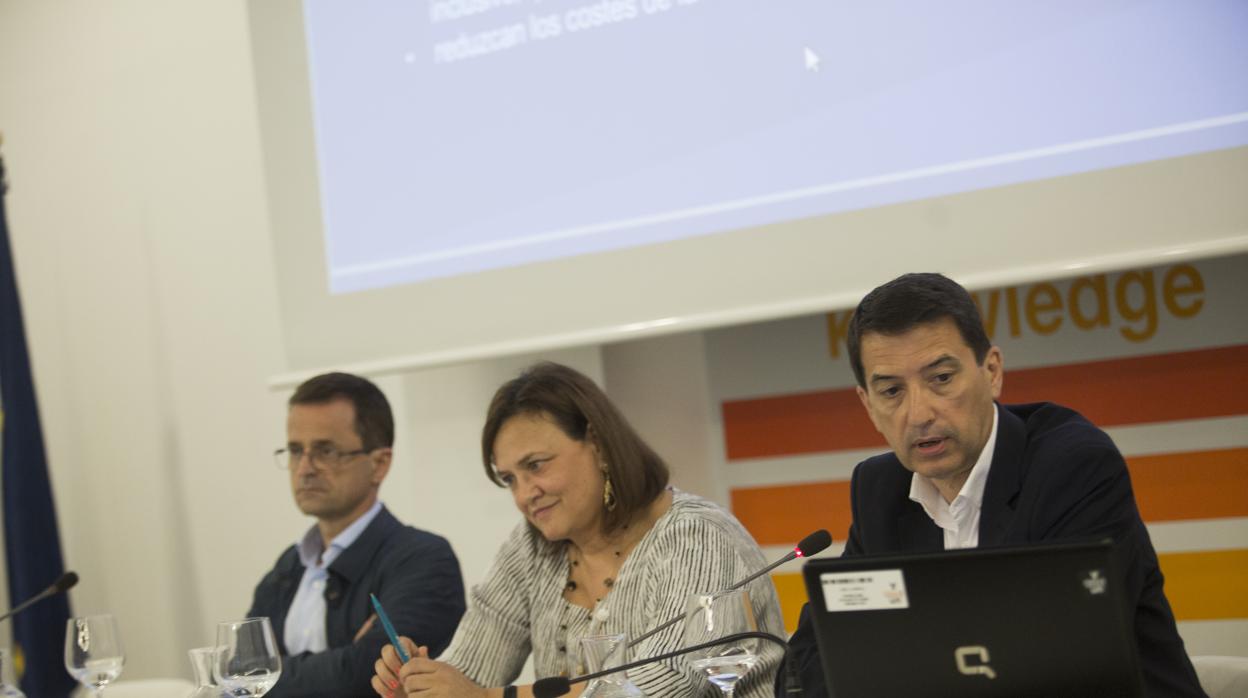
left=370, top=593, right=411, bottom=663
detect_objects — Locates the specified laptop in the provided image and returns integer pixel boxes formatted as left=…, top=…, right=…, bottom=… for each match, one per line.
left=800, top=540, right=1143, bottom=697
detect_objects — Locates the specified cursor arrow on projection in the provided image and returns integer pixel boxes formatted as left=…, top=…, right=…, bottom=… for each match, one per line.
left=804, top=47, right=821, bottom=72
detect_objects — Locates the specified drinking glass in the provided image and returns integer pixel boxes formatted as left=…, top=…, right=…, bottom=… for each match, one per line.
left=682, top=590, right=759, bottom=697
left=579, top=633, right=644, bottom=697
left=213, top=618, right=281, bottom=697
left=0, top=648, right=26, bottom=697
left=186, top=646, right=227, bottom=698
left=63, top=614, right=125, bottom=696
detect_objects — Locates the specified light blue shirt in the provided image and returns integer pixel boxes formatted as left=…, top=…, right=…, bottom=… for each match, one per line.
left=283, top=500, right=383, bottom=655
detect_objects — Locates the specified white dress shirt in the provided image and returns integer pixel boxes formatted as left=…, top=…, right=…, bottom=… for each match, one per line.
left=283, top=500, right=383, bottom=654
left=908, top=406, right=999, bottom=549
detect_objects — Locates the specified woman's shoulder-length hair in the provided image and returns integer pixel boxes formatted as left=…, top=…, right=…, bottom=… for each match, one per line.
left=481, top=361, right=670, bottom=534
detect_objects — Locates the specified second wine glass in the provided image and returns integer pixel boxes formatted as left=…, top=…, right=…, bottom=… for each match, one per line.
left=580, top=633, right=645, bottom=697
left=0, top=648, right=27, bottom=697
left=682, top=590, right=759, bottom=697
left=213, top=617, right=281, bottom=697
left=63, top=614, right=124, bottom=696
left=186, top=646, right=228, bottom=698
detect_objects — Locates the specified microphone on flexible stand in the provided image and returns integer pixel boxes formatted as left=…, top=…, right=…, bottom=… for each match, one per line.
left=0, top=571, right=78, bottom=623
left=628, top=530, right=832, bottom=649
left=532, top=630, right=791, bottom=698
left=728, top=529, right=833, bottom=591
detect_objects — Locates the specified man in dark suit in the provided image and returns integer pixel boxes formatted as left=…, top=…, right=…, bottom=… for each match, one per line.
left=249, top=372, right=465, bottom=697
left=784, top=273, right=1205, bottom=697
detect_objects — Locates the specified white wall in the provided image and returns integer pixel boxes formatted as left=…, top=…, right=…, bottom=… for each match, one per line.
left=1, top=0, right=286, bottom=678
left=601, top=333, right=724, bottom=506
left=0, top=0, right=605, bottom=682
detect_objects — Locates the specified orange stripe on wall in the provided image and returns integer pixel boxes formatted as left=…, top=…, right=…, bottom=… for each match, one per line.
left=731, top=447, right=1246, bottom=550
left=731, top=481, right=852, bottom=547
left=1129, top=448, right=1248, bottom=522
left=721, top=390, right=881, bottom=461
left=769, top=548, right=1248, bottom=633
left=722, top=344, right=1248, bottom=461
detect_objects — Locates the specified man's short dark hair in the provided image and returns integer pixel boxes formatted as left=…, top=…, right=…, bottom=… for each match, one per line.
left=289, top=372, right=394, bottom=450
left=847, top=273, right=992, bottom=388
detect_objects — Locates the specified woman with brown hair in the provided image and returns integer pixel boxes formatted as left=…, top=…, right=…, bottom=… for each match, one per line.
left=372, top=362, right=783, bottom=697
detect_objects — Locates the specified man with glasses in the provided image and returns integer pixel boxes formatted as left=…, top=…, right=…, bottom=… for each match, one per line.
left=248, top=372, right=465, bottom=697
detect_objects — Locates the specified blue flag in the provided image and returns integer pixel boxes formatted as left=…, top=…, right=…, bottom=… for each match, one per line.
left=0, top=157, right=77, bottom=696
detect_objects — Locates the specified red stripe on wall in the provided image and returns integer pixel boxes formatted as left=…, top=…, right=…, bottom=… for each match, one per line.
left=722, top=344, right=1248, bottom=461
left=1001, top=344, right=1248, bottom=428
left=721, top=390, right=881, bottom=461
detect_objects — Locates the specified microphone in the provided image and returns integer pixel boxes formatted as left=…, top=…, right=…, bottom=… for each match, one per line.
left=730, top=529, right=833, bottom=591
left=0, top=570, right=79, bottom=623
left=628, top=530, right=831, bottom=648
left=533, top=630, right=790, bottom=698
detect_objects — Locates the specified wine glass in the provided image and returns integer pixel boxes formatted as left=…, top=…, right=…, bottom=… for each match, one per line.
left=64, top=614, right=125, bottom=696
left=0, top=647, right=27, bottom=697
left=213, top=618, right=281, bottom=696
left=579, top=633, right=645, bottom=697
left=186, top=646, right=227, bottom=698
left=682, top=590, right=759, bottom=697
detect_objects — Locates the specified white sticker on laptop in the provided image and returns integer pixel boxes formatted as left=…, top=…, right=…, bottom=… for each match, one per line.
left=820, top=569, right=909, bottom=612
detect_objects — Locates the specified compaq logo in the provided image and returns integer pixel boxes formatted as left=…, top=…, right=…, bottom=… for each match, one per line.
left=1083, top=569, right=1108, bottom=595
left=955, top=645, right=997, bottom=680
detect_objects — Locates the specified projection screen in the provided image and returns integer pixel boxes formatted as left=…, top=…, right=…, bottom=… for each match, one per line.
left=249, top=0, right=1248, bottom=382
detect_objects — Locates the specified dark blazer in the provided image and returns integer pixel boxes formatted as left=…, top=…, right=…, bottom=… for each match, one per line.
left=784, top=402, right=1205, bottom=697
left=247, top=505, right=466, bottom=697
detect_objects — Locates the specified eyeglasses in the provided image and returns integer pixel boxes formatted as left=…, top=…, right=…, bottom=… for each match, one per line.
left=273, top=444, right=372, bottom=470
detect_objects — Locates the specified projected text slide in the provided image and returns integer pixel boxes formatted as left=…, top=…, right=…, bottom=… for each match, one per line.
left=303, top=0, right=1248, bottom=292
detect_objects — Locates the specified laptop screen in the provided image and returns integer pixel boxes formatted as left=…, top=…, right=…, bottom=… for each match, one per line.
left=801, top=541, right=1143, bottom=697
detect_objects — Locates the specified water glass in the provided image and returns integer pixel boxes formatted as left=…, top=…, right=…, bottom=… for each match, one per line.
left=186, top=646, right=228, bottom=698
left=579, top=633, right=644, bottom=697
left=213, top=618, right=281, bottom=697
left=0, top=648, right=26, bottom=697
left=682, top=590, right=759, bottom=697
left=64, top=614, right=125, bottom=696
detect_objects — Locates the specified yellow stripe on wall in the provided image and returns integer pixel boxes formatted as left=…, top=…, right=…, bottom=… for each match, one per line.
left=1159, top=549, right=1248, bottom=621
left=772, top=572, right=808, bottom=634
left=771, top=547, right=1248, bottom=634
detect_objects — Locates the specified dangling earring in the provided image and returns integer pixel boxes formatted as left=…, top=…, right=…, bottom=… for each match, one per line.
left=602, top=465, right=617, bottom=511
